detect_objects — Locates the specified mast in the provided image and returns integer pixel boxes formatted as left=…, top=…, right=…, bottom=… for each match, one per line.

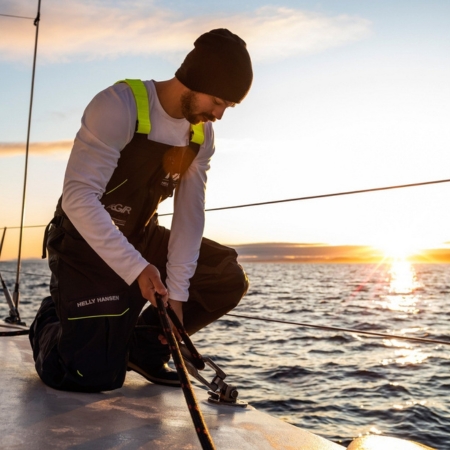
left=9, top=0, right=42, bottom=325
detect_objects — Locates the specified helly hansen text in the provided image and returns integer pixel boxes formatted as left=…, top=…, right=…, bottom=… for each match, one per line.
left=77, top=295, right=120, bottom=308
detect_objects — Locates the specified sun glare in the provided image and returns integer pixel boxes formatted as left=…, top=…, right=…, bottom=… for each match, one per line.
left=374, top=238, right=420, bottom=261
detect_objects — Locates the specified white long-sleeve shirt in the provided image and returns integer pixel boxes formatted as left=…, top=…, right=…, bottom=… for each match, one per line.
left=62, top=80, right=215, bottom=302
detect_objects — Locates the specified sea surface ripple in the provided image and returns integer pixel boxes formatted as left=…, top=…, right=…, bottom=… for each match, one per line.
left=1, top=260, right=449, bottom=448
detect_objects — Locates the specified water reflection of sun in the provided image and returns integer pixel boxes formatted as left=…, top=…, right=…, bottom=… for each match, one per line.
left=359, top=244, right=430, bottom=369
left=376, top=258, right=422, bottom=314
left=373, top=235, right=423, bottom=298
left=382, top=339, right=429, bottom=365
left=380, top=259, right=428, bottom=366
left=388, top=260, right=420, bottom=296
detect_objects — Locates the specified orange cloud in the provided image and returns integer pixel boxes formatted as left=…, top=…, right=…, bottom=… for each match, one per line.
left=0, top=140, right=72, bottom=156
left=1, top=2, right=371, bottom=64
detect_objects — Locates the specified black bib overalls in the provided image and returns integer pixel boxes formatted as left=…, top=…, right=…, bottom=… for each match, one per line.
left=29, top=82, right=249, bottom=392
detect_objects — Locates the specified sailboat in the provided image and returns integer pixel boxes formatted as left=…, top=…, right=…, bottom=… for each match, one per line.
left=0, top=291, right=435, bottom=449
left=0, top=2, right=442, bottom=449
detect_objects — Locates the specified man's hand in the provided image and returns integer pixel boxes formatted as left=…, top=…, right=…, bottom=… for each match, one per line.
left=137, top=264, right=168, bottom=307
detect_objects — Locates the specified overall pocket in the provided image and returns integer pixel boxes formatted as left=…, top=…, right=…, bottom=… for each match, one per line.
left=58, top=288, right=132, bottom=389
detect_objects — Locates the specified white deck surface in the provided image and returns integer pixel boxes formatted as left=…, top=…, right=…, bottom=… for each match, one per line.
left=347, top=435, right=434, bottom=449
left=0, top=334, right=344, bottom=449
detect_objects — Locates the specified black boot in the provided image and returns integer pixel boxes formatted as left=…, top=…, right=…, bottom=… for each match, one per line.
left=128, top=306, right=180, bottom=387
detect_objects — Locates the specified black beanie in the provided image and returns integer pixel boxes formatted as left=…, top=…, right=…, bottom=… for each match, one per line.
left=175, top=29, right=253, bottom=104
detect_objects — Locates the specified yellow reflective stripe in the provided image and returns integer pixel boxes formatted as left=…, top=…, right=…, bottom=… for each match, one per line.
left=190, top=123, right=204, bottom=145
left=77, top=370, right=83, bottom=377
left=116, top=79, right=204, bottom=144
left=68, top=308, right=130, bottom=321
left=105, top=179, right=128, bottom=195
left=115, top=79, right=151, bottom=135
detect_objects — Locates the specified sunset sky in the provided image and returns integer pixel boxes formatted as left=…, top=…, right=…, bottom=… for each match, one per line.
left=1, top=0, right=450, bottom=261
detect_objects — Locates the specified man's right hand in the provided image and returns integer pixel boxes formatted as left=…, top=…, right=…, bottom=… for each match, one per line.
left=137, top=264, right=168, bottom=308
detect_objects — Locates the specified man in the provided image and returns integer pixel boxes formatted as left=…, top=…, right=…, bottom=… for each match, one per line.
left=29, top=29, right=252, bottom=392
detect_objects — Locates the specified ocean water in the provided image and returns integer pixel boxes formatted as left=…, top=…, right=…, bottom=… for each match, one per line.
left=1, top=259, right=449, bottom=448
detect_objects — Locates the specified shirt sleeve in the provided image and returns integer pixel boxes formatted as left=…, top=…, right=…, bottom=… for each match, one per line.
left=166, top=124, right=215, bottom=301
left=62, top=83, right=149, bottom=285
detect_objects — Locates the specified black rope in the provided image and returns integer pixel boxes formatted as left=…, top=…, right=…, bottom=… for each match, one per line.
left=156, top=294, right=215, bottom=450
left=225, top=313, right=450, bottom=346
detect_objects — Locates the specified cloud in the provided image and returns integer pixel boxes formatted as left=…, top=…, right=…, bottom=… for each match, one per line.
left=0, top=140, right=72, bottom=156
left=244, top=7, right=371, bottom=62
left=0, top=1, right=371, bottom=64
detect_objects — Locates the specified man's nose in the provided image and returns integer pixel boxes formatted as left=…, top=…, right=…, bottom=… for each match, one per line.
left=212, top=105, right=227, bottom=121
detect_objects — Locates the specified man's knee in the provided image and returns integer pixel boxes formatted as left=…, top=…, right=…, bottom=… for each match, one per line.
left=238, top=263, right=249, bottom=297
left=224, top=262, right=249, bottom=309
left=236, top=263, right=249, bottom=300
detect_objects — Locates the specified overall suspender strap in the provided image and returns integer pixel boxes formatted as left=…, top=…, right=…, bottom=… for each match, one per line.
left=116, top=79, right=151, bottom=135
left=115, top=79, right=205, bottom=145
left=190, top=123, right=205, bottom=145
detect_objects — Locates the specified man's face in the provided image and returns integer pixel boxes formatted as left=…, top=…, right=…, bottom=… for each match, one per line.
left=181, top=90, right=235, bottom=124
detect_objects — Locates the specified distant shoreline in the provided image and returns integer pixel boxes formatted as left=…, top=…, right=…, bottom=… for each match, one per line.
left=2, top=243, right=450, bottom=264
left=237, top=257, right=450, bottom=263
left=233, top=243, right=450, bottom=264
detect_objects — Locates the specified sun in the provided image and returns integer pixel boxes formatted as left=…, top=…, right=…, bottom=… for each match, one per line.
left=374, top=238, right=420, bottom=260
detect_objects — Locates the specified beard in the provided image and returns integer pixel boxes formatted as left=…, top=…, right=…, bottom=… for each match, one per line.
left=180, top=91, right=215, bottom=124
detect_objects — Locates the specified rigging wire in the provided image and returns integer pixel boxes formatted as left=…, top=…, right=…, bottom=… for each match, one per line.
left=162, top=178, right=450, bottom=216
left=224, top=313, right=450, bottom=346
left=1, top=225, right=46, bottom=230
left=11, top=0, right=41, bottom=323
left=0, top=13, right=34, bottom=20
left=3, top=177, right=450, bottom=230
left=0, top=268, right=50, bottom=277
left=4, top=253, right=450, bottom=346
left=1, top=1, right=449, bottom=346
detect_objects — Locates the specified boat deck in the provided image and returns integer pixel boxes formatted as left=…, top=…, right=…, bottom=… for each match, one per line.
left=0, top=334, right=344, bottom=449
